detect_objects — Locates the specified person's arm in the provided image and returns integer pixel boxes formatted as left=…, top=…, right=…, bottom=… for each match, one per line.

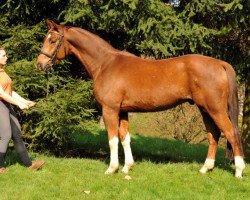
left=12, top=91, right=27, bottom=103
left=12, top=91, right=36, bottom=108
left=0, top=86, right=29, bottom=109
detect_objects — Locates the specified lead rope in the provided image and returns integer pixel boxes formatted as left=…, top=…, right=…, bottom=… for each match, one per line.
left=45, top=70, right=53, bottom=100
left=46, top=71, right=50, bottom=100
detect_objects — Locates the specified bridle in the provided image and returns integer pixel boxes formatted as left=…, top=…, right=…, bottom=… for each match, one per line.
left=39, top=28, right=66, bottom=64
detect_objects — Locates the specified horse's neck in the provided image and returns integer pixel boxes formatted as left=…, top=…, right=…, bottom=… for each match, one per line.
left=67, top=28, right=117, bottom=79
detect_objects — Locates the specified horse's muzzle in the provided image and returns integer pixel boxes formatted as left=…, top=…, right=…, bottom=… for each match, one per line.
left=37, top=62, right=53, bottom=71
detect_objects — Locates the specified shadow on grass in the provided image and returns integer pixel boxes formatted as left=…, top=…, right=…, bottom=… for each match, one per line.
left=65, top=129, right=234, bottom=173
left=4, top=147, right=39, bottom=167
left=3, top=129, right=233, bottom=173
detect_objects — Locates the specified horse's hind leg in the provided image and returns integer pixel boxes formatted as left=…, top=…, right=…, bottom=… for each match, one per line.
left=199, top=109, right=221, bottom=174
left=119, top=112, right=134, bottom=173
left=208, top=111, right=245, bottom=178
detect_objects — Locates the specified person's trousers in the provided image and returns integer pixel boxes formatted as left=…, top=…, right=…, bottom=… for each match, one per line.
left=0, top=100, right=32, bottom=167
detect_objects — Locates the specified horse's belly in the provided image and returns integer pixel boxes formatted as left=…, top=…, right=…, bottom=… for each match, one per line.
left=120, top=89, right=188, bottom=112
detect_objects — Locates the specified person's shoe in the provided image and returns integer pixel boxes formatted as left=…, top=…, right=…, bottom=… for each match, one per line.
left=28, top=160, right=45, bottom=170
left=0, top=167, right=8, bottom=174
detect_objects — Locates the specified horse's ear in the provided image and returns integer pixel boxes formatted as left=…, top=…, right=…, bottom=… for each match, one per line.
left=45, top=19, right=58, bottom=30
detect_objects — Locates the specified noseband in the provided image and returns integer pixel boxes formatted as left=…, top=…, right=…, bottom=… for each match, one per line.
left=40, top=28, right=65, bottom=63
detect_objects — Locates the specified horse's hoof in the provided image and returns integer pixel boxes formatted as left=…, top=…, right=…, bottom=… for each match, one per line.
left=200, top=165, right=213, bottom=174
left=199, top=166, right=209, bottom=174
left=235, top=170, right=243, bottom=179
left=122, top=166, right=129, bottom=174
left=199, top=159, right=215, bottom=174
left=121, top=163, right=134, bottom=174
left=104, top=166, right=118, bottom=175
left=235, top=174, right=243, bottom=179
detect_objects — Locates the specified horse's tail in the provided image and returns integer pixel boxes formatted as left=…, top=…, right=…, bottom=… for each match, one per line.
left=223, top=62, right=239, bottom=160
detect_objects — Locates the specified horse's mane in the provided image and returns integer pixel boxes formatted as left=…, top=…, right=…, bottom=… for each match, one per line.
left=68, top=26, right=136, bottom=57
left=70, top=27, right=116, bottom=50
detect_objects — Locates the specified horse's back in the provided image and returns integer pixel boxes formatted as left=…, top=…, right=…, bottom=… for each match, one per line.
left=113, top=54, right=229, bottom=91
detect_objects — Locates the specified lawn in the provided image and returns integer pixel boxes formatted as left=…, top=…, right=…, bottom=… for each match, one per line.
left=0, top=130, right=249, bottom=200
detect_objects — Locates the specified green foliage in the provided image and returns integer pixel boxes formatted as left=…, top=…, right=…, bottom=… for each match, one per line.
left=61, top=0, right=217, bottom=57
left=1, top=24, right=45, bottom=62
left=24, top=79, right=97, bottom=154
left=0, top=0, right=249, bottom=154
left=0, top=0, right=69, bottom=25
left=5, top=60, right=47, bottom=99
left=180, top=0, right=249, bottom=79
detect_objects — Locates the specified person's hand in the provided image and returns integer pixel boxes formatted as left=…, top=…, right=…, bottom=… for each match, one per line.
left=18, top=102, right=29, bottom=110
left=26, top=100, right=36, bottom=108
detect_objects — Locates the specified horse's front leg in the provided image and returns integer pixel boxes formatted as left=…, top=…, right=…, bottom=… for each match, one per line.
left=119, top=112, right=134, bottom=173
left=102, top=107, right=120, bottom=174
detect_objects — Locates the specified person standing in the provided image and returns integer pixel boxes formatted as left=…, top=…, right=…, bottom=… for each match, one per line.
left=0, top=47, right=45, bottom=173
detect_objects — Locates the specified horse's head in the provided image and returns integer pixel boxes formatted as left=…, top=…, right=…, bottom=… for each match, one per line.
left=37, top=20, right=68, bottom=71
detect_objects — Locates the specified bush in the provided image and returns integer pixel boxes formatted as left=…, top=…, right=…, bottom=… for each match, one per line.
left=24, top=79, right=97, bottom=154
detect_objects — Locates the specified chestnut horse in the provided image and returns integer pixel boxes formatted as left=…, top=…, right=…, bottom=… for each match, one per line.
left=36, top=20, right=245, bottom=178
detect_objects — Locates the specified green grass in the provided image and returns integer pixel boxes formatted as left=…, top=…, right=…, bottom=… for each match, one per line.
left=0, top=130, right=249, bottom=200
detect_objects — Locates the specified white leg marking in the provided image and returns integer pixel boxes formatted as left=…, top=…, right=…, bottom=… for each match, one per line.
left=234, top=156, right=245, bottom=178
left=121, top=133, right=134, bottom=173
left=105, top=136, right=119, bottom=175
left=199, top=158, right=215, bottom=174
